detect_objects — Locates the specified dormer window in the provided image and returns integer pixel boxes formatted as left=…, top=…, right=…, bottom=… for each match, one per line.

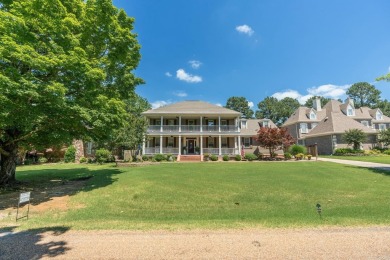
left=241, top=120, right=247, bottom=129
left=262, top=120, right=269, bottom=127
left=310, top=111, right=316, bottom=120
left=347, top=105, right=355, bottom=116
left=376, top=111, right=383, bottom=120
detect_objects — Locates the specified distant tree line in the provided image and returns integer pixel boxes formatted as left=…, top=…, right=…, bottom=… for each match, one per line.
left=225, top=82, right=390, bottom=126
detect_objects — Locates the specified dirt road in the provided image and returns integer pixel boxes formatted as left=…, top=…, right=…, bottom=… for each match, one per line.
left=1, top=227, right=390, bottom=259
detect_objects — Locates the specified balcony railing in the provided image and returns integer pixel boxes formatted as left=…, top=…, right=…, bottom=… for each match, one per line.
left=147, top=125, right=239, bottom=133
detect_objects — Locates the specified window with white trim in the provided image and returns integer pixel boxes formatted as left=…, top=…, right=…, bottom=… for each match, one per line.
left=379, top=124, right=386, bottom=131
left=167, top=137, right=174, bottom=147
left=208, top=137, right=214, bottom=148
left=262, top=120, right=269, bottom=127
left=347, top=105, right=355, bottom=116
left=208, top=120, right=214, bottom=126
left=241, top=120, right=247, bottom=129
left=361, top=121, right=369, bottom=127
left=300, top=123, right=308, bottom=134
left=86, top=142, right=93, bottom=155
left=221, top=137, right=227, bottom=148
left=310, top=111, right=316, bottom=119
left=376, top=111, right=383, bottom=120
left=244, top=137, right=251, bottom=148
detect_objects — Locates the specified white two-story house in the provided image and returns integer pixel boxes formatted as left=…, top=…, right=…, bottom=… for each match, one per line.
left=141, top=100, right=279, bottom=161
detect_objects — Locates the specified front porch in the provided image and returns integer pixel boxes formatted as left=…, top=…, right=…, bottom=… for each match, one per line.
left=143, top=135, right=242, bottom=158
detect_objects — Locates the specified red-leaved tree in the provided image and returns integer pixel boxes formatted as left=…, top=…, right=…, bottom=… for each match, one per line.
left=255, top=127, right=295, bottom=157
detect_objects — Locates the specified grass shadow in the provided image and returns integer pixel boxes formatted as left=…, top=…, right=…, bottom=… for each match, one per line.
left=0, top=225, right=71, bottom=259
left=0, top=165, right=122, bottom=211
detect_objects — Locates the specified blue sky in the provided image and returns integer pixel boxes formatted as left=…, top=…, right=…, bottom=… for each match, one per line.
left=113, top=0, right=390, bottom=109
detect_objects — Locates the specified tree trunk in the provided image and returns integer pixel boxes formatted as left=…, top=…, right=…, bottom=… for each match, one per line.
left=0, top=145, right=18, bottom=186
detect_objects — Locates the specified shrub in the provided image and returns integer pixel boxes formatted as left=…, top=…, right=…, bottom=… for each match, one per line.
left=203, top=153, right=209, bottom=161
left=222, top=155, right=229, bottom=161
left=383, top=149, right=390, bottom=155
left=235, top=155, right=242, bottom=161
left=166, top=154, right=174, bottom=162
left=142, top=155, right=149, bottom=161
left=38, top=157, right=48, bottom=163
left=284, top=152, right=292, bottom=160
left=244, top=153, right=257, bottom=161
left=79, top=157, right=87, bottom=163
left=289, top=144, right=307, bottom=156
left=154, top=154, right=166, bottom=162
left=307, top=154, right=312, bottom=160
left=364, top=149, right=381, bottom=155
left=333, top=148, right=364, bottom=156
left=210, top=154, right=218, bottom=161
left=87, top=157, right=95, bottom=163
left=95, top=148, right=111, bottom=164
left=257, top=153, right=263, bottom=160
left=64, top=145, right=76, bottom=163
left=295, top=153, right=305, bottom=160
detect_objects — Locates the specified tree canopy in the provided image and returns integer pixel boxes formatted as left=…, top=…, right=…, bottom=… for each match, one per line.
left=0, top=0, right=143, bottom=185
left=255, top=127, right=295, bottom=157
left=342, top=129, right=367, bottom=150
left=378, top=128, right=390, bottom=146
left=256, top=97, right=300, bottom=126
left=346, top=82, right=381, bottom=108
left=225, top=96, right=254, bottom=118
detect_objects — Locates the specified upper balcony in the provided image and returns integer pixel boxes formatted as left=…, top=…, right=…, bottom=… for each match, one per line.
left=147, top=125, right=239, bottom=134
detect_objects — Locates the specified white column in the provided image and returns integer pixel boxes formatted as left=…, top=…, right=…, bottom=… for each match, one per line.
left=218, top=135, right=222, bottom=156
left=238, top=136, right=241, bottom=155
left=179, top=116, right=182, bottom=132
left=160, top=116, right=163, bottom=132
left=142, top=136, right=146, bottom=155
left=200, top=135, right=203, bottom=156
left=178, top=135, right=182, bottom=155
left=218, top=116, right=221, bottom=132
left=200, top=116, right=203, bottom=132
left=160, top=135, right=163, bottom=154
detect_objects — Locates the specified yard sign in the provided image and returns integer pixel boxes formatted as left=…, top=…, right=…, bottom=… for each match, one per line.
left=16, top=192, right=31, bottom=221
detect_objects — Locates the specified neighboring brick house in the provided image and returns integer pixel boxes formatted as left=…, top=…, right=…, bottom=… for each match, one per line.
left=283, top=98, right=390, bottom=155
left=141, top=100, right=278, bottom=161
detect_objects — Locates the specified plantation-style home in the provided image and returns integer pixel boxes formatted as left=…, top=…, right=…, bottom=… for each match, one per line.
left=141, top=101, right=278, bottom=161
left=283, top=98, right=390, bottom=154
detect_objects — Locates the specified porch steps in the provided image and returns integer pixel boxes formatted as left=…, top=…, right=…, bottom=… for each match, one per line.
left=179, top=155, right=202, bottom=162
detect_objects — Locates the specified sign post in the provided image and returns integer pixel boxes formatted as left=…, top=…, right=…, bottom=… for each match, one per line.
left=16, top=192, right=31, bottom=221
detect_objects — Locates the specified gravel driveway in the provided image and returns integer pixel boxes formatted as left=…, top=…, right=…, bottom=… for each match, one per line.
left=1, top=227, right=390, bottom=259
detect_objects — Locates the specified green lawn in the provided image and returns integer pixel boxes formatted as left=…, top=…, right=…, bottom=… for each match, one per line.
left=321, top=155, right=390, bottom=164
left=1, top=162, right=390, bottom=230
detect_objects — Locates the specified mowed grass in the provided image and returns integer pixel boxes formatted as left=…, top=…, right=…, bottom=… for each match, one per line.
left=321, top=155, right=390, bottom=164
left=4, top=162, right=390, bottom=230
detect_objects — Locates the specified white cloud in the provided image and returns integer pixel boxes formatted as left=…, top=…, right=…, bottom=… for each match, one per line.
left=173, top=91, right=188, bottom=97
left=189, top=60, right=202, bottom=69
left=176, top=69, right=202, bottom=83
left=165, top=72, right=172, bottom=77
left=271, top=84, right=350, bottom=105
left=215, top=103, right=222, bottom=107
left=151, top=100, right=171, bottom=109
left=248, top=101, right=254, bottom=108
left=236, top=24, right=254, bottom=36
left=307, top=84, right=350, bottom=99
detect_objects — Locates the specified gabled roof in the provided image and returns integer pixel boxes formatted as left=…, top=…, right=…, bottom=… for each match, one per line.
left=305, top=110, right=377, bottom=137
left=142, top=101, right=241, bottom=116
left=283, top=106, right=325, bottom=126
left=240, top=119, right=277, bottom=136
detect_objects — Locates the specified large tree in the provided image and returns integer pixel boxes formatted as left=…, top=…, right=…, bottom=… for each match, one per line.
left=225, top=96, right=254, bottom=118
left=346, top=82, right=381, bottom=108
left=378, top=128, right=390, bottom=146
left=255, top=127, right=295, bottom=157
left=342, top=129, right=367, bottom=150
left=256, top=97, right=300, bottom=126
left=0, top=0, right=143, bottom=185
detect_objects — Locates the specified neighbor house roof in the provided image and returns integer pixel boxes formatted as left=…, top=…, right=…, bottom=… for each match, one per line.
left=305, top=110, right=377, bottom=138
left=142, top=101, right=241, bottom=116
left=240, top=119, right=277, bottom=136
